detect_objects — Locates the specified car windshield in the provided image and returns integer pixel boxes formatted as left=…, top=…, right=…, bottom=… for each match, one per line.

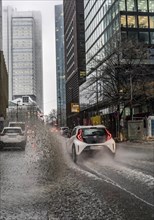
left=3, top=129, right=22, bottom=134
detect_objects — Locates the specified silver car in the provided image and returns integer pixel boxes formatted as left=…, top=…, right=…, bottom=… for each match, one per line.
left=0, top=127, right=27, bottom=150
left=68, top=125, right=116, bottom=163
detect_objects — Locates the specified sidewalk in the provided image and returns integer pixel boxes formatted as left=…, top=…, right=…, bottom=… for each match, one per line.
left=117, top=140, right=154, bottom=149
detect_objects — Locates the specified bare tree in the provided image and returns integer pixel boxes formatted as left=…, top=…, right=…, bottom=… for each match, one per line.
left=47, top=109, right=57, bottom=125
left=84, top=39, right=153, bottom=120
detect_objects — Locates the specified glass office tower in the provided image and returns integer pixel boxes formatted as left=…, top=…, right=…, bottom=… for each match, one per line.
left=80, top=0, right=154, bottom=112
left=55, top=4, right=66, bottom=126
left=3, top=7, right=43, bottom=111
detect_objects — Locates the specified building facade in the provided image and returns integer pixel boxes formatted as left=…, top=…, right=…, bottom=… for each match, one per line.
left=55, top=4, right=66, bottom=126
left=3, top=7, right=43, bottom=111
left=79, top=0, right=154, bottom=123
left=63, top=0, right=86, bottom=127
left=0, top=1, right=8, bottom=118
left=0, top=0, right=2, bottom=50
left=0, top=51, right=8, bottom=118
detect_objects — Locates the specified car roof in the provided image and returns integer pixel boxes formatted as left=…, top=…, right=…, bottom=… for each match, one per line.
left=75, top=125, right=106, bottom=129
left=3, top=127, right=22, bottom=130
left=9, top=122, right=25, bottom=124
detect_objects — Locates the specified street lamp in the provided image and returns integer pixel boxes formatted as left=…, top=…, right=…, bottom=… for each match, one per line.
left=16, top=100, right=21, bottom=121
left=58, top=96, right=62, bottom=126
left=126, top=70, right=133, bottom=120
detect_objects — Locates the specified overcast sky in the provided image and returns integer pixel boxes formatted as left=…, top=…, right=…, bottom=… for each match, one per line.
left=2, top=0, right=63, bottom=115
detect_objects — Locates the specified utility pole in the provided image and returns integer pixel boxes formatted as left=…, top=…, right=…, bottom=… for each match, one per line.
left=58, top=96, right=62, bottom=126
left=96, top=69, right=99, bottom=115
left=16, top=100, right=20, bottom=121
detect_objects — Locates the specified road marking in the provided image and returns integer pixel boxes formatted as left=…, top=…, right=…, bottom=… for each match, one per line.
left=79, top=164, right=154, bottom=208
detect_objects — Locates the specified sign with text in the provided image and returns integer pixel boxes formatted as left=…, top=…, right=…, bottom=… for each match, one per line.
left=71, top=103, right=80, bottom=112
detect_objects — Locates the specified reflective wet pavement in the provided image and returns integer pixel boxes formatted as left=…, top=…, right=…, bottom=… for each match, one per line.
left=0, top=125, right=153, bottom=220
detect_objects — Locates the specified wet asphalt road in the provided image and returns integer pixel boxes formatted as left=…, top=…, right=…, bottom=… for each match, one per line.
left=0, top=125, right=154, bottom=220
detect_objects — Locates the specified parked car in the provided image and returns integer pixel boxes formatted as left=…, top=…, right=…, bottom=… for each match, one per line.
left=0, top=127, right=27, bottom=150
left=8, top=121, right=27, bottom=135
left=67, top=125, right=116, bottom=163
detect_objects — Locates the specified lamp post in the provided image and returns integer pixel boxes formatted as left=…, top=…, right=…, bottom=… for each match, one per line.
left=126, top=70, right=133, bottom=120
left=16, top=100, right=20, bottom=121
left=58, top=96, right=62, bottom=126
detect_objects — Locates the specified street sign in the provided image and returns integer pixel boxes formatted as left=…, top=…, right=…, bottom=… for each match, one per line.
left=71, top=103, right=80, bottom=112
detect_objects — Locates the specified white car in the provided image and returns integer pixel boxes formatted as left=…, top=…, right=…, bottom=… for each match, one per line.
left=0, top=127, right=27, bottom=150
left=8, top=121, right=27, bottom=135
left=68, top=125, right=116, bottom=163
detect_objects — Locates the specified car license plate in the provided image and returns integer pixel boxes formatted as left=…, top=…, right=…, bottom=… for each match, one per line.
left=90, top=146, right=102, bottom=150
left=9, top=135, right=16, bottom=138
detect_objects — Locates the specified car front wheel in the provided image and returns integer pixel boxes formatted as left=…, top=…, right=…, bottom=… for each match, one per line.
left=72, top=144, right=77, bottom=163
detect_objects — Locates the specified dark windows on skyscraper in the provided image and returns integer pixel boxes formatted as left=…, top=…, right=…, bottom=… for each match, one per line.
left=150, top=32, right=154, bottom=44
left=139, top=32, right=149, bottom=43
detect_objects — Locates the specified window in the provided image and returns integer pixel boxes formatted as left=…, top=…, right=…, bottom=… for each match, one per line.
left=119, top=0, right=126, bottom=11
left=127, top=0, right=137, bottom=11
left=149, top=17, right=154, bottom=29
left=121, top=15, right=126, bottom=28
left=139, top=32, right=149, bottom=44
left=128, top=31, right=138, bottom=42
left=138, top=0, right=148, bottom=12
left=121, top=31, right=127, bottom=41
left=127, top=16, right=137, bottom=28
left=138, top=16, right=148, bottom=28
left=150, top=32, right=154, bottom=44
left=149, top=0, right=154, bottom=12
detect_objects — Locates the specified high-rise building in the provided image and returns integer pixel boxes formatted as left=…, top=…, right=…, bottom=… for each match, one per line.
left=80, top=0, right=154, bottom=117
left=0, top=0, right=8, bottom=118
left=63, top=0, right=86, bottom=127
left=3, top=7, right=43, bottom=111
left=0, top=0, right=2, bottom=50
left=55, top=4, right=66, bottom=126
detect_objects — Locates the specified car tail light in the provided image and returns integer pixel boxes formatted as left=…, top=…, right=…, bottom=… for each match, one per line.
left=76, top=129, right=83, bottom=142
left=105, top=128, right=112, bottom=141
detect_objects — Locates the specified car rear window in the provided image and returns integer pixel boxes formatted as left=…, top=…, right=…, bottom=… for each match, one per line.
left=4, top=129, right=22, bottom=134
left=9, top=123, right=25, bottom=131
left=82, top=128, right=106, bottom=136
